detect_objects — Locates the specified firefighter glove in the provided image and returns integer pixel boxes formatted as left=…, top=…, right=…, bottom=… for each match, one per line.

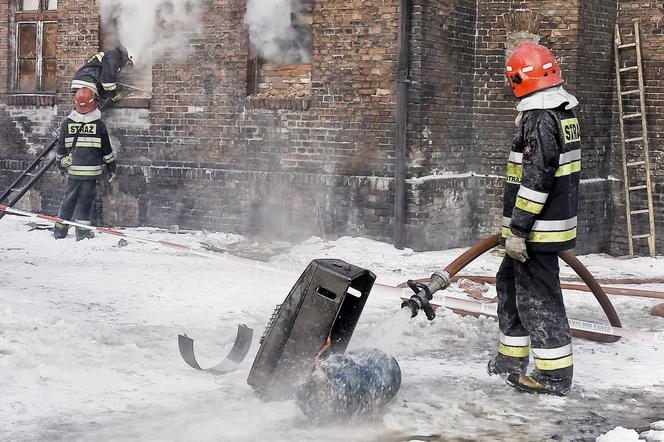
left=111, top=92, right=124, bottom=102
left=58, top=153, right=72, bottom=171
left=505, top=233, right=529, bottom=262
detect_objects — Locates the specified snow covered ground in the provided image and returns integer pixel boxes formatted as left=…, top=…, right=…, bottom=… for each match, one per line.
left=1, top=214, right=663, bottom=442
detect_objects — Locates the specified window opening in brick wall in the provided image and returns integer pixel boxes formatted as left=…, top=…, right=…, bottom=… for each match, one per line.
left=247, top=0, right=312, bottom=103
left=99, top=14, right=151, bottom=107
left=13, top=0, right=57, bottom=93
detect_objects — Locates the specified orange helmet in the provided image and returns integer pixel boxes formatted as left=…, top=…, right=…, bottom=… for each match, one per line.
left=505, top=43, right=563, bottom=98
left=74, top=87, right=97, bottom=114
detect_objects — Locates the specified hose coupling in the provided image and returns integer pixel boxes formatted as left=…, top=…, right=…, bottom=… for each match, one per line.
left=428, top=270, right=451, bottom=293
left=401, top=280, right=436, bottom=321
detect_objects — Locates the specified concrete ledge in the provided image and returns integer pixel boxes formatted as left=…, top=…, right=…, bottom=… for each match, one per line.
left=114, top=96, right=151, bottom=109
left=246, top=95, right=311, bottom=111
left=4, top=94, right=56, bottom=107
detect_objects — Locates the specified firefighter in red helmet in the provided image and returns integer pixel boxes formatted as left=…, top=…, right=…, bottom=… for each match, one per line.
left=53, top=87, right=117, bottom=240
left=487, top=43, right=580, bottom=396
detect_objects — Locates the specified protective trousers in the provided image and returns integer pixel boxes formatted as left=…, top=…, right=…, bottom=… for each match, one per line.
left=54, top=179, right=98, bottom=239
left=494, top=252, right=573, bottom=383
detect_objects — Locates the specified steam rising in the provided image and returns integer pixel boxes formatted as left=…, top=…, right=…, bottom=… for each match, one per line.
left=99, top=0, right=205, bottom=69
left=245, top=0, right=312, bottom=64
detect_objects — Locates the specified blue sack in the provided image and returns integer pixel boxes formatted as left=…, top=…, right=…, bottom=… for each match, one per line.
left=295, top=348, right=401, bottom=419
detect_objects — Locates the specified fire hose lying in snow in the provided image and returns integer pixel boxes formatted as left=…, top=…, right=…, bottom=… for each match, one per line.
left=4, top=205, right=663, bottom=422
left=399, top=234, right=659, bottom=343
left=2, top=204, right=663, bottom=376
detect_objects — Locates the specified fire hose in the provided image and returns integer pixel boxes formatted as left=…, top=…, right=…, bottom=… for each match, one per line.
left=402, top=234, right=624, bottom=343
left=2, top=205, right=661, bottom=342
left=447, top=275, right=664, bottom=300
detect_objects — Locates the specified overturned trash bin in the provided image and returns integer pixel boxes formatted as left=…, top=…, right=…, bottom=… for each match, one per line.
left=247, top=259, right=375, bottom=401
left=295, top=348, right=401, bottom=419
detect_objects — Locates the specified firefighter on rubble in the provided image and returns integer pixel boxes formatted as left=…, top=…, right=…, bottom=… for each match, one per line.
left=70, top=45, right=134, bottom=101
left=53, top=87, right=117, bottom=241
left=487, top=43, right=581, bottom=396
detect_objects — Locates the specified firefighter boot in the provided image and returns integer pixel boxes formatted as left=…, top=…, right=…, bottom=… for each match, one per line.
left=53, top=223, right=69, bottom=239
left=75, top=227, right=95, bottom=241
left=487, top=353, right=529, bottom=376
left=505, top=368, right=572, bottom=396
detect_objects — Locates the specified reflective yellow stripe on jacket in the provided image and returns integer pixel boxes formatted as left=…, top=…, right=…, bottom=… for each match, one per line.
left=501, top=216, right=578, bottom=242
left=68, top=165, right=103, bottom=177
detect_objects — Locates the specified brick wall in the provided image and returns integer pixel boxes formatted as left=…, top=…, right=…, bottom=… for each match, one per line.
left=469, top=2, right=617, bottom=253
left=55, top=0, right=101, bottom=109
left=254, top=63, right=311, bottom=97
left=404, top=0, right=479, bottom=249
left=611, top=5, right=664, bottom=256
left=0, top=0, right=8, bottom=95
left=0, top=0, right=102, bottom=216
left=104, top=0, right=400, bottom=241
left=1, top=0, right=660, bottom=255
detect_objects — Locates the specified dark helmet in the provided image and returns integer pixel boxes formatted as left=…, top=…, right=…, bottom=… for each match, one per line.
left=116, top=45, right=135, bottom=68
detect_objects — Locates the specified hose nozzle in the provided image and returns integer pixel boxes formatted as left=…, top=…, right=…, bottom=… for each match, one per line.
left=401, top=271, right=452, bottom=321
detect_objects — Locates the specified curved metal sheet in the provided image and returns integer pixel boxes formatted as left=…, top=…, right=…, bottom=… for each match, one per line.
left=178, top=324, right=253, bottom=375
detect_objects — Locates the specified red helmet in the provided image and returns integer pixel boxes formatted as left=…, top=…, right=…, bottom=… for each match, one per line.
left=505, top=43, right=563, bottom=98
left=74, top=87, right=97, bottom=114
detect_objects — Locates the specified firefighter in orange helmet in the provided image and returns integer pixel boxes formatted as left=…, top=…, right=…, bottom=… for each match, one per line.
left=53, top=87, right=117, bottom=240
left=487, top=43, right=581, bottom=396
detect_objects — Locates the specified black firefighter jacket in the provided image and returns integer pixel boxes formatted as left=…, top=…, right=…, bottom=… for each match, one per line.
left=501, top=106, right=581, bottom=252
left=70, top=48, right=125, bottom=97
left=56, top=111, right=116, bottom=180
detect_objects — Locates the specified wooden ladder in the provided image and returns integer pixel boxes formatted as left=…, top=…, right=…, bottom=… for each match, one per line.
left=613, top=20, right=657, bottom=257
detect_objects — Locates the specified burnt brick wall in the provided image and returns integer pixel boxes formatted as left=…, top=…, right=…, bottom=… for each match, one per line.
left=0, top=0, right=8, bottom=95
left=408, top=0, right=477, bottom=175
left=611, top=5, right=664, bottom=256
left=471, top=2, right=617, bottom=253
left=112, top=0, right=400, bottom=240
left=208, top=0, right=401, bottom=240
left=1, top=0, right=659, bottom=255
left=255, top=63, right=311, bottom=97
left=574, top=2, right=618, bottom=253
left=55, top=0, right=101, bottom=107
left=404, top=0, right=478, bottom=250
left=0, top=0, right=102, bottom=215
left=474, top=4, right=580, bottom=241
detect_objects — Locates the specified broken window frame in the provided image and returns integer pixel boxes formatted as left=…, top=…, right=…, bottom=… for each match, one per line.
left=13, top=0, right=58, bottom=93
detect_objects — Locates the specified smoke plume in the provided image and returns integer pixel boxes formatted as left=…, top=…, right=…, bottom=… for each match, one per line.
left=99, top=0, right=205, bottom=69
left=245, top=0, right=312, bottom=64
